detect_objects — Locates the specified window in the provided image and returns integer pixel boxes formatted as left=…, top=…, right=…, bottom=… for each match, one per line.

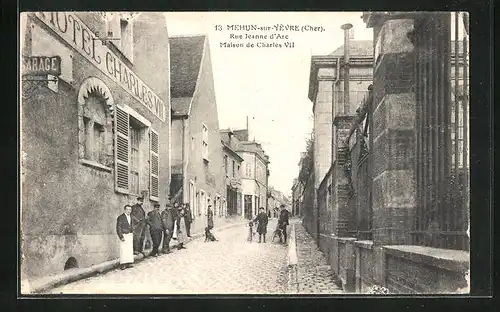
left=245, top=163, right=252, bottom=178
left=232, top=160, right=235, bottom=177
left=105, top=13, right=134, bottom=62
left=224, top=155, right=228, bottom=175
left=129, top=121, right=141, bottom=195
left=114, top=105, right=157, bottom=199
left=120, top=17, right=133, bottom=61
left=202, top=124, right=209, bottom=161
left=82, top=94, right=109, bottom=166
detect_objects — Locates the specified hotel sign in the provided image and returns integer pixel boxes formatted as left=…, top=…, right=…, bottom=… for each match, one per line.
left=23, top=56, right=61, bottom=76
left=33, top=12, right=165, bottom=121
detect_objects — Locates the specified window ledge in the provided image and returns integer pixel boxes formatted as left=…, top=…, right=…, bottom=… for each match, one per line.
left=383, top=245, right=469, bottom=273
left=354, top=240, right=374, bottom=250
left=80, top=159, right=112, bottom=172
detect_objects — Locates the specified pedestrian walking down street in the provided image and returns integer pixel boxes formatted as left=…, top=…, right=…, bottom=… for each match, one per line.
left=131, top=196, right=146, bottom=255
left=278, top=204, right=290, bottom=244
left=184, top=203, right=193, bottom=237
left=207, top=204, right=214, bottom=230
left=146, top=203, right=163, bottom=257
left=161, top=203, right=175, bottom=254
left=176, top=204, right=187, bottom=250
left=253, top=207, right=269, bottom=243
left=171, top=202, right=180, bottom=239
left=116, top=205, right=135, bottom=270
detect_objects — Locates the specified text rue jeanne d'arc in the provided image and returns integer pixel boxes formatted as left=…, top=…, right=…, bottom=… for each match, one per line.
left=215, top=24, right=325, bottom=49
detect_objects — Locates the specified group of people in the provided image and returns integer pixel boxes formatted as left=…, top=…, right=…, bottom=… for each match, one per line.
left=116, top=196, right=214, bottom=270
left=251, top=204, right=290, bottom=244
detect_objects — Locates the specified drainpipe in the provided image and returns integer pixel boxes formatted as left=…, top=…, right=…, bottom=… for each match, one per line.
left=331, top=57, right=340, bottom=170
left=182, top=118, right=188, bottom=204
left=341, top=23, right=353, bottom=115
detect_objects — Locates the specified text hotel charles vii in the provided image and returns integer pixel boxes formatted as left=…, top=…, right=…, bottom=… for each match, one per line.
left=21, top=12, right=172, bottom=282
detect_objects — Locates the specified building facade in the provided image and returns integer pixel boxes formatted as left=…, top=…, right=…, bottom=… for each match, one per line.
left=220, top=129, right=244, bottom=217
left=291, top=179, right=304, bottom=217
left=308, top=40, right=373, bottom=190
left=169, top=35, right=227, bottom=232
left=232, top=130, right=270, bottom=219
left=21, top=12, right=171, bottom=281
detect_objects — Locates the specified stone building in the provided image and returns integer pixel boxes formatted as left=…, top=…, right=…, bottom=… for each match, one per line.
left=308, top=40, right=373, bottom=191
left=21, top=12, right=171, bottom=281
left=299, top=12, right=469, bottom=294
left=304, top=37, right=373, bottom=237
left=232, top=130, right=270, bottom=219
left=291, top=178, right=304, bottom=217
left=169, top=34, right=227, bottom=230
left=220, top=129, right=244, bottom=217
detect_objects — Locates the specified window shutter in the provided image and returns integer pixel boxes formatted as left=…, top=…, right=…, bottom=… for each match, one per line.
left=150, top=129, right=159, bottom=201
left=114, top=106, right=129, bottom=194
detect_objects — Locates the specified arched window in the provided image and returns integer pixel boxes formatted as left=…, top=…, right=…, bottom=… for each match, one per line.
left=77, top=77, right=114, bottom=170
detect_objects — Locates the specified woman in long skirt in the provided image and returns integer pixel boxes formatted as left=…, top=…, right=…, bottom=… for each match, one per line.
left=176, top=205, right=187, bottom=250
left=116, top=205, right=135, bottom=269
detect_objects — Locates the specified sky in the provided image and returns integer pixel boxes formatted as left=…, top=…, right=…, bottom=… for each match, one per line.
left=164, top=12, right=373, bottom=196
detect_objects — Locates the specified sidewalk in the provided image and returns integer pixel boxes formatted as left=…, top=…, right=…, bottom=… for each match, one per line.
left=287, top=221, right=343, bottom=294
left=22, top=216, right=248, bottom=294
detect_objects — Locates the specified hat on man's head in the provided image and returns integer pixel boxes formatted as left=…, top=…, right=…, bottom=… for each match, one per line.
left=137, top=196, right=144, bottom=200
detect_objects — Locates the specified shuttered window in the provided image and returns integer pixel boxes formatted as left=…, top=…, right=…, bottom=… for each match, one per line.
left=114, top=106, right=129, bottom=194
left=150, top=129, right=159, bottom=201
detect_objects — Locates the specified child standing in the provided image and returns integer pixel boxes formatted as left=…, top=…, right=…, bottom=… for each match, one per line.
left=247, top=221, right=255, bottom=242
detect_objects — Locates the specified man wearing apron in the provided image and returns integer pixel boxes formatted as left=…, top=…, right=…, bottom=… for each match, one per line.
left=116, top=205, right=135, bottom=270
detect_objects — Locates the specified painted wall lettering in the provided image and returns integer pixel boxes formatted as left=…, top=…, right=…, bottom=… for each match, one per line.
left=33, top=12, right=165, bottom=121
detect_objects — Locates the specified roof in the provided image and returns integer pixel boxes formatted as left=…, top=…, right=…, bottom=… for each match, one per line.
left=329, top=40, right=373, bottom=57
left=171, top=97, right=192, bottom=117
left=170, top=35, right=206, bottom=98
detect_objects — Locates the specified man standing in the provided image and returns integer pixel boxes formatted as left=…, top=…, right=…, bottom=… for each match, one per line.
left=161, top=202, right=175, bottom=254
left=116, top=205, right=135, bottom=270
left=253, top=207, right=269, bottom=243
left=278, top=204, right=290, bottom=244
left=146, top=203, right=163, bottom=257
left=131, top=196, right=146, bottom=255
left=184, top=203, right=193, bottom=237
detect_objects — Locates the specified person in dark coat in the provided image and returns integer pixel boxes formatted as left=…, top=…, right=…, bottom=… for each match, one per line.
left=207, top=204, right=214, bottom=230
left=253, top=207, right=269, bottom=243
left=278, top=204, right=290, bottom=244
left=146, top=203, right=163, bottom=256
left=116, top=205, right=135, bottom=269
left=131, top=196, right=146, bottom=255
left=183, top=203, right=193, bottom=237
left=161, top=203, right=175, bottom=254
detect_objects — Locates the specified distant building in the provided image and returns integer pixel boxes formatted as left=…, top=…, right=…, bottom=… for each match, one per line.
left=21, top=12, right=171, bottom=281
left=169, top=35, right=227, bottom=229
left=232, top=129, right=270, bottom=219
left=220, top=129, right=244, bottom=217
left=291, top=179, right=304, bottom=216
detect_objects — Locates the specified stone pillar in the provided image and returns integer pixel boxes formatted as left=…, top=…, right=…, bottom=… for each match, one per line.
left=332, top=115, right=356, bottom=237
left=364, top=13, right=417, bottom=284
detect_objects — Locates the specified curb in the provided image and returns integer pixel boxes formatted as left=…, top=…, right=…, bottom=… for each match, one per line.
left=286, top=223, right=299, bottom=293
left=26, top=220, right=248, bottom=294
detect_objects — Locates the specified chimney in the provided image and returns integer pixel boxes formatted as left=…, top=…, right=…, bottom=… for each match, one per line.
left=341, top=23, right=353, bottom=115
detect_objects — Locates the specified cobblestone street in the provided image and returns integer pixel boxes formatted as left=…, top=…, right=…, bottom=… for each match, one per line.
left=292, top=222, right=343, bottom=294
left=50, top=219, right=289, bottom=295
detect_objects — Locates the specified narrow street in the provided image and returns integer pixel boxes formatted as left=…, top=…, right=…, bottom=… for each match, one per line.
left=50, top=219, right=290, bottom=294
